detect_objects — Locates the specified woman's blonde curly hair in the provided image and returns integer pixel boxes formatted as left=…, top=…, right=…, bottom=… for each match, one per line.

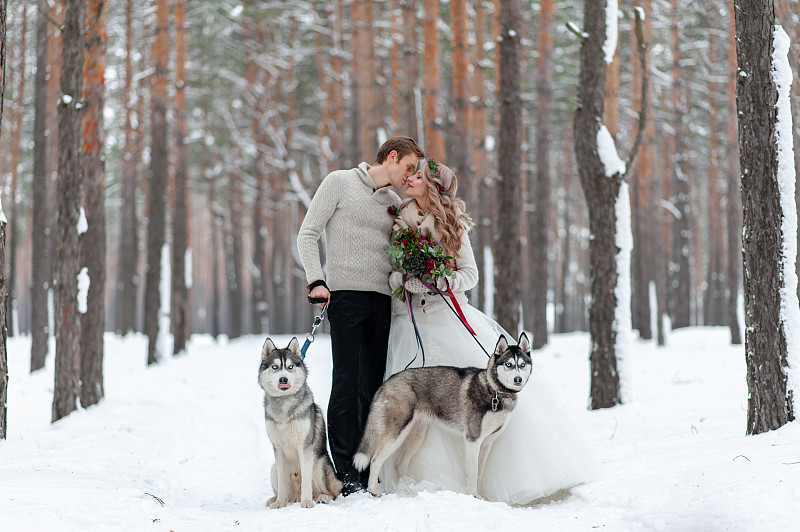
left=420, top=160, right=474, bottom=258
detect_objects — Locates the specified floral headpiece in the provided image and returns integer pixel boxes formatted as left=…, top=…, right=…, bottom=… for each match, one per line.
left=426, top=159, right=451, bottom=196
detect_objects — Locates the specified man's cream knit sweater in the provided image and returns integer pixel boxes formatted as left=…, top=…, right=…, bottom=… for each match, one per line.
left=297, top=162, right=401, bottom=296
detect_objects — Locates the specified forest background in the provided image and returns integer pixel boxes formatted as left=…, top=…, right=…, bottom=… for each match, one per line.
left=2, top=0, right=799, bottom=390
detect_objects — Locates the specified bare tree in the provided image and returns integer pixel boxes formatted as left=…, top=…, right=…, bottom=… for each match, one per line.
left=725, top=0, right=742, bottom=345
left=529, top=0, right=554, bottom=349
left=352, top=0, right=377, bottom=161
left=493, top=0, right=523, bottom=335
left=450, top=0, right=472, bottom=208
left=52, top=0, right=86, bottom=422
left=7, top=2, right=25, bottom=339
left=144, top=0, right=169, bottom=365
left=1, top=0, right=9, bottom=440
left=115, top=0, right=138, bottom=335
left=736, top=0, right=796, bottom=434
left=79, top=0, right=107, bottom=407
left=471, top=0, right=492, bottom=313
left=171, top=0, right=189, bottom=355
left=668, top=0, right=691, bottom=329
left=574, top=2, right=648, bottom=409
left=422, top=0, right=445, bottom=160
left=630, top=0, right=655, bottom=340
left=30, top=0, right=51, bottom=372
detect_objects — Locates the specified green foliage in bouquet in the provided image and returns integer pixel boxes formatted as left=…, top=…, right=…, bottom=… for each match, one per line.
left=386, top=226, right=455, bottom=300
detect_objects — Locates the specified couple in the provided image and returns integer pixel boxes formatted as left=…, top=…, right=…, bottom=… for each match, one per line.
left=297, top=136, right=598, bottom=504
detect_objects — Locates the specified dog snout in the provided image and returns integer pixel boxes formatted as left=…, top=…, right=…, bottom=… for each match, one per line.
left=514, top=376, right=523, bottom=385
left=279, top=376, right=288, bottom=384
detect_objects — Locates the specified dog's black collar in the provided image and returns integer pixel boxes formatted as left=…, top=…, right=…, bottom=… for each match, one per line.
left=487, top=383, right=517, bottom=411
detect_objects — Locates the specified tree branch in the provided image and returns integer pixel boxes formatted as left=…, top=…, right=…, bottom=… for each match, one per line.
left=38, top=5, right=63, bottom=31
left=624, top=7, right=649, bottom=178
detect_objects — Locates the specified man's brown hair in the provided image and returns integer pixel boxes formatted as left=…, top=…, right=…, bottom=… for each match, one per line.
left=374, top=136, right=425, bottom=164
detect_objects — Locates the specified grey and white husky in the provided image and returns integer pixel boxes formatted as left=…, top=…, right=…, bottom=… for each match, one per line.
left=259, top=337, right=342, bottom=508
left=353, top=332, right=533, bottom=499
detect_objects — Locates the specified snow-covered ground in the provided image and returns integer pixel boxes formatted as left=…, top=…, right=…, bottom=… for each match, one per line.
left=1, top=328, right=798, bottom=531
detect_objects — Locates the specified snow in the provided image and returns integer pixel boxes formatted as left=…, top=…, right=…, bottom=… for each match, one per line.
left=2, top=329, right=798, bottom=531
left=614, top=182, right=633, bottom=401
left=0, top=195, right=6, bottom=224
left=77, top=267, right=90, bottom=314
left=157, top=243, right=172, bottom=359
left=77, top=206, right=88, bottom=235
left=185, top=248, right=194, bottom=289
left=772, top=25, right=800, bottom=414
left=603, top=0, right=619, bottom=64
left=597, top=124, right=626, bottom=177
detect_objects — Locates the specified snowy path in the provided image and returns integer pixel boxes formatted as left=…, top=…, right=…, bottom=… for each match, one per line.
left=1, top=329, right=799, bottom=531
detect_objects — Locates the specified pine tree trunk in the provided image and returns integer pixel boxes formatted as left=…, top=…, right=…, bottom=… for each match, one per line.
left=736, top=0, right=795, bottom=434
left=630, top=0, right=653, bottom=340
left=6, top=2, right=24, bottom=339
left=171, top=0, right=189, bottom=355
left=450, top=0, right=472, bottom=209
left=0, top=0, right=8, bottom=440
left=422, top=0, right=445, bottom=160
left=493, top=0, right=523, bottom=335
left=226, top=170, right=244, bottom=339
left=574, top=0, right=622, bottom=409
left=79, top=0, right=106, bottom=408
left=353, top=0, right=376, bottom=161
left=208, top=175, right=221, bottom=338
left=53, top=0, right=85, bottom=423
left=794, top=2, right=800, bottom=307
left=400, top=0, right=418, bottom=140
left=145, top=0, right=169, bottom=365
left=330, top=0, right=345, bottom=166
left=704, top=28, right=726, bottom=327
left=30, top=0, right=51, bottom=372
left=115, top=0, right=138, bottom=335
left=471, top=0, right=489, bottom=312
left=726, top=0, right=742, bottom=345
left=669, top=0, right=692, bottom=329
left=529, top=0, right=554, bottom=348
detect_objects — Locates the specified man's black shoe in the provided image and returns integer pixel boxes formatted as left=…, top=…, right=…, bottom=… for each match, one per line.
left=341, top=480, right=364, bottom=497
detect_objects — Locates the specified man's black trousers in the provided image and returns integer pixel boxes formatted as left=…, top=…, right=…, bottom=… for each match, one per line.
left=326, top=290, right=391, bottom=485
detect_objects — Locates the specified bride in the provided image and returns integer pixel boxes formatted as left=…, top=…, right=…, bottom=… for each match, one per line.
left=383, top=159, right=600, bottom=505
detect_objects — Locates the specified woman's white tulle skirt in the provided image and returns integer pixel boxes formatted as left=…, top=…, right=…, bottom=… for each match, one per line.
left=382, top=303, right=601, bottom=505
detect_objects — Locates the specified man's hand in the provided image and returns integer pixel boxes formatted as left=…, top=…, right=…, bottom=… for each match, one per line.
left=309, top=285, right=330, bottom=307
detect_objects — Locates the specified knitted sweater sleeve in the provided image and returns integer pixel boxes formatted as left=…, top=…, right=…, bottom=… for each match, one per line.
left=448, top=229, right=479, bottom=293
left=297, top=173, right=341, bottom=284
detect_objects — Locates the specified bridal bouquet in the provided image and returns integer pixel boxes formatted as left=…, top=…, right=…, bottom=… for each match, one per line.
left=386, top=226, right=455, bottom=300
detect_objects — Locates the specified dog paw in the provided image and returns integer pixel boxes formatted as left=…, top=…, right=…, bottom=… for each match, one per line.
left=368, top=488, right=383, bottom=498
left=315, top=494, right=333, bottom=503
left=300, top=500, right=315, bottom=509
left=269, top=499, right=288, bottom=509
left=265, top=496, right=277, bottom=507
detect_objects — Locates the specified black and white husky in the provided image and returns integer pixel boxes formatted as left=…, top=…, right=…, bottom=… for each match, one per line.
left=259, top=337, right=342, bottom=508
left=353, top=332, right=533, bottom=499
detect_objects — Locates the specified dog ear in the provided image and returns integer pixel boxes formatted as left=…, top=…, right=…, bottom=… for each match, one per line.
left=262, top=338, right=277, bottom=361
left=287, top=337, right=301, bottom=355
left=517, top=332, right=531, bottom=353
left=494, top=335, right=508, bottom=355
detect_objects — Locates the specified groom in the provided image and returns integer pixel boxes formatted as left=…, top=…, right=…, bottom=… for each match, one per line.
left=297, top=136, right=424, bottom=494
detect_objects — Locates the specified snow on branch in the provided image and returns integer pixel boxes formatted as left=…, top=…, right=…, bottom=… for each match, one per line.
left=604, top=0, right=619, bottom=64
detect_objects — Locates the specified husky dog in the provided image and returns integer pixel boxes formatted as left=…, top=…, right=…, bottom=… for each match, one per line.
left=259, top=337, right=342, bottom=508
left=353, top=332, right=532, bottom=499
